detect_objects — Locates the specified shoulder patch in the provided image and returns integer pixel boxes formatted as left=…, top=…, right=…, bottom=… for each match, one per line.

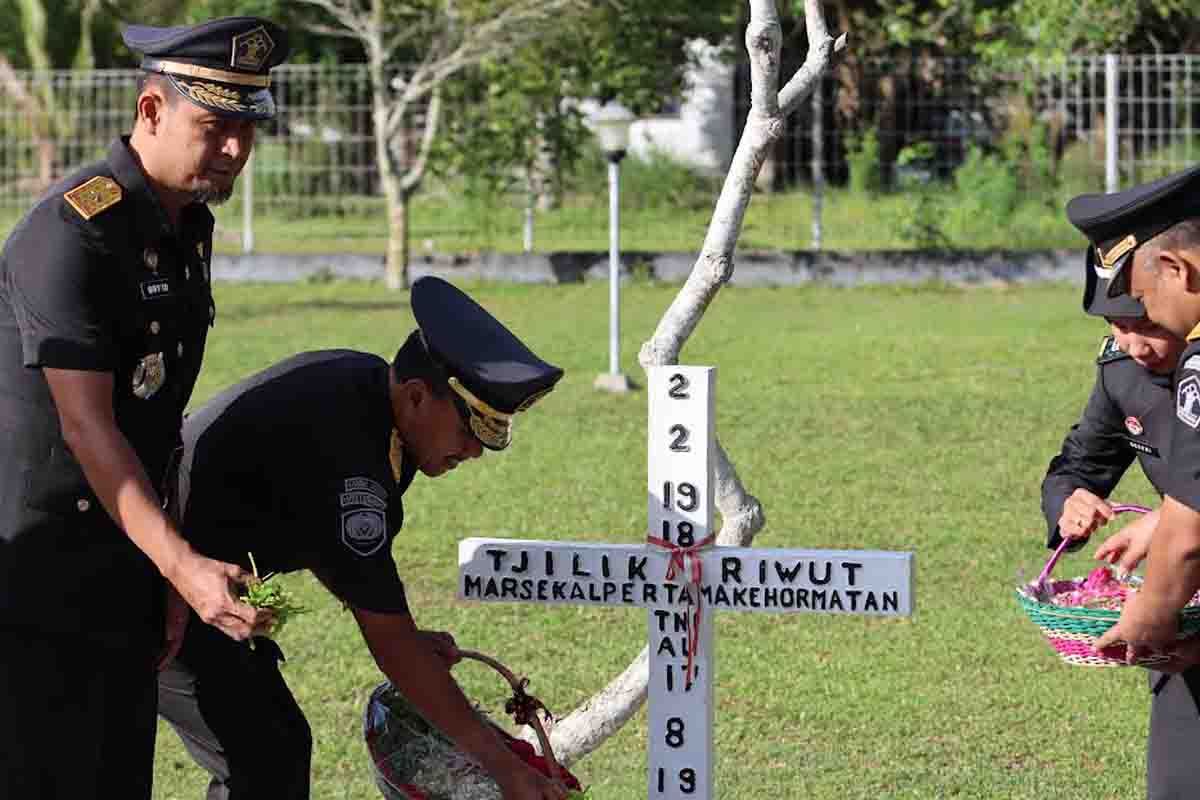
left=1179, top=375, right=1200, bottom=429
left=342, top=509, right=387, bottom=557
left=1096, top=335, right=1129, bottom=365
left=1183, top=354, right=1200, bottom=374
left=63, top=176, right=122, bottom=220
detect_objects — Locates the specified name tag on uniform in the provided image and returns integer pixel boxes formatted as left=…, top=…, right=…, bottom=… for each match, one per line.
left=1124, top=436, right=1161, bottom=458
left=140, top=278, right=172, bottom=300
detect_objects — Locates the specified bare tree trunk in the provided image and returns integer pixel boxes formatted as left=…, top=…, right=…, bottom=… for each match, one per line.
left=387, top=189, right=411, bottom=290
left=73, top=0, right=101, bottom=69
left=539, top=0, right=846, bottom=767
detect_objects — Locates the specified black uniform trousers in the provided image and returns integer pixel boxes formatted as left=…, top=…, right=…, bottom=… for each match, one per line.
left=158, top=614, right=312, bottom=800
left=0, top=625, right=157, bottom=799
left=1149, top=668, right=1200, bottom=799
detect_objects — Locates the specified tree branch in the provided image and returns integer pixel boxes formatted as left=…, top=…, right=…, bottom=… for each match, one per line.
left=293, top=0, right=371, bottom=38
left=399, top=88, right=441, bottom=194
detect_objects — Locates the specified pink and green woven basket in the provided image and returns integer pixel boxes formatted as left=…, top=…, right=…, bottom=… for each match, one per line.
left=1017, top=504, right=1200, bottom=667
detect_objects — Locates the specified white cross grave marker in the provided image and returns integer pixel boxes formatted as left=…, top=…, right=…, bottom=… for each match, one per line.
left=459, top=366, right=914, bottom=799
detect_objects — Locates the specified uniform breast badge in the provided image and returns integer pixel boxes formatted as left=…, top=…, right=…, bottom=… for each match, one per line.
left=132, top=352, right=167, bottom=399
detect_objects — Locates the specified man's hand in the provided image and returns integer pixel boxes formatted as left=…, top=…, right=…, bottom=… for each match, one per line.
left=1152, top=636, right=1200, bottom=674
left=1059, top=489, right=1115, bottom=540
left=1094, top=508, right=1159, bottom=574
left=1095, top=589, right=1181, bottom=663
left=420, top=629, right=462, bottom=665
left=165, top=548, right=271, bottom=641
left=157, top=582, right=190, bottom=670
left=496, top=762, right=570, bottom=800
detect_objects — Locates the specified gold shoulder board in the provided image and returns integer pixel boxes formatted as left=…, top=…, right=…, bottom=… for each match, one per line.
left=63, top=176, right=123, bottom=220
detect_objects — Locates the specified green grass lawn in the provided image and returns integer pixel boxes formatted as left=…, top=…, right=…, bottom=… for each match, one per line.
left=154, top=279, right=1150, bottom=799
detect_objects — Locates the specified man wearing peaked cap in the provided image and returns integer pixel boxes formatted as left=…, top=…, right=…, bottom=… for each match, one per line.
left=156, top=277, right=569, bottom=799
left=0, top=15, right=287, bottom=799
left=1044, top=194, right=1196, bottom=798
left=124, top=17, right=289, bottom=120
left=1080, top=168, right=1200, bottom=675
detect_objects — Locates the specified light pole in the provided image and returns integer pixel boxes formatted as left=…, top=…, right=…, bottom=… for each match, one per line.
left=592, top=102, right=635, bottom=393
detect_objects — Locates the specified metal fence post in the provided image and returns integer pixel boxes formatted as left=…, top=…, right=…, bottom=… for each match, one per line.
left=1105, top=53, right=1119, bottom=192
left=242, top=151, right=254, bottom=254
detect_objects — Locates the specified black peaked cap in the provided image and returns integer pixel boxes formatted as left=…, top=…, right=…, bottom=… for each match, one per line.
left=1067, top=164, right=1200, bottom=309
left=411, top=276, right=564, bottom=451
left=124, top=17, right=289, bottom=121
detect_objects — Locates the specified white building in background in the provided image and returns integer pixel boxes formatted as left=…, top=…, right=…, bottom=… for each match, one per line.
left=586, top=40, right=736, bottom=175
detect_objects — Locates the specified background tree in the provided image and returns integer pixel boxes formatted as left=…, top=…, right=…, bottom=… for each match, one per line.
left=294, top=0, right=590, bottom=290
left=432, top=0, right=732, bottom=215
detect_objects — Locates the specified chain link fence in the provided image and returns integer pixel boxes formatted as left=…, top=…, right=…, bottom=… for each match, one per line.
left=764, top=54, right=1200, bottom=192
left=0, top=56, right=1196, bottom=250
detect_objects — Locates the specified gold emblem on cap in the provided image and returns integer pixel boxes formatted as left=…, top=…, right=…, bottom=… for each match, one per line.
left=1098, top=234, right=1138, bottom=270
left=448, top=377, right=513, bottom=449
left=63, top=176, right=122, bottom=220
left=180, top=80, right=249, bottom=113
left=231, top=25, right=275, bottom=71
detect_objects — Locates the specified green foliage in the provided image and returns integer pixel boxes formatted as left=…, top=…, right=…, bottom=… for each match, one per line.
left=894, top=139, right=937, bottom=188
left=432, top=0, right=731, bottom=201
left=953, top=146, right=1020, bottom=218
left=241, top=551, right=307, bottom=637
left=573, top=149, right=720, bottom=214
left=844, top=127, right=882, bottom=195
left=889, top=188, right=950, bottom=249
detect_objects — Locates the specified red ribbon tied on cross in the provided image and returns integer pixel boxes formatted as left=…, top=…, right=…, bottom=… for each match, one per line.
left=646, top=532, right=716, bottom=689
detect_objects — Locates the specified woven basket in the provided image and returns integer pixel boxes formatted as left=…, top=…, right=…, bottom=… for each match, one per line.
left=363, top=650, right=581, bottom=800
left=1017, top=504, right=1200, bottom=667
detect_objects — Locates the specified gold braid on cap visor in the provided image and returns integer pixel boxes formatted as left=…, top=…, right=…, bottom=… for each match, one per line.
left=448, top=377, right=512, bottom=449
left=1093, top=234, right=1138, bottom=279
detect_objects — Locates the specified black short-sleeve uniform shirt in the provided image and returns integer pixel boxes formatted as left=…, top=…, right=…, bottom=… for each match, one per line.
left=1165, top=337, right=1200, bottom=512
left=0, top=137, right=216, bottom=646
left=1042, top=337, right=1174, bottom=548
left=180, top=350, right=416, bottom=614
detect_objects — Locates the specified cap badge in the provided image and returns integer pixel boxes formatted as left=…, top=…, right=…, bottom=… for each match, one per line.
left=231, top=26, right=275, bottom=71
left=144, top=248, right=159, bottom=272
left=1097, top=234, right=1138, bottom=273
left=63, top=176, right=122, bottom=220
left=1125, top=416, right=1144, bottom=436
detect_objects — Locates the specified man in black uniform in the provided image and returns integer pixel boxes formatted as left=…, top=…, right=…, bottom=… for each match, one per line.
left=158, top=277, right=570, bottom=800
left=0, top=17, right=287, bottom=799
left=1088, top=165, right=1200, bottom=663
left=1040, top=244, right=1198, bottom=798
